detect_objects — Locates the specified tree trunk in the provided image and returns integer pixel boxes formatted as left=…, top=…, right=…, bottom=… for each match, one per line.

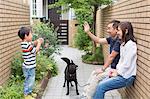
left=92, top=5, right=98, bottom=55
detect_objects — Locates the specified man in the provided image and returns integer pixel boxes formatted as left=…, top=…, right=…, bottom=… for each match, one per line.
left=82, top=20, right=121, bottom=99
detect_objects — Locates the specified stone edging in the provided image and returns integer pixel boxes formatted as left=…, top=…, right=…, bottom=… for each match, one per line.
left=36, top=70, right=51, bottom=99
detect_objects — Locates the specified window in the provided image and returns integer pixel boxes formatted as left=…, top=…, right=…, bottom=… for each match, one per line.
left=32, top=0, right=37, bottom=16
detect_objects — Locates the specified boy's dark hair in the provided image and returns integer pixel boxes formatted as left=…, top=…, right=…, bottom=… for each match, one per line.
left=119, top=21, right=136, bottom=44
left=18, top=27, right=31, bottom=40
left=109, top=20, right=120, bottom=30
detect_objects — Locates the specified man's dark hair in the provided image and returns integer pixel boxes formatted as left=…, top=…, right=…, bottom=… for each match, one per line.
left=109, top=20, right=120, bottom=30
left=18, top=27, right=31, bottom=40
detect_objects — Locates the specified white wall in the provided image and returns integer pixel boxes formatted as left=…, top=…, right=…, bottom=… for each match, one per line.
left=61, top=6, right=69, bottom=20
left=61, top=6, right=76, bottom=20
left=29, top=0, right=48, bottom=24
left=69, top=8, right=76, bottom=20
left=36, top=0, right=43, bottom=18
left=43, top=0, right=48, bottom=20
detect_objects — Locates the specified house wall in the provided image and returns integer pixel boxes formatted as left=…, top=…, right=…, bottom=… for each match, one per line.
left=43, top=0, right=48, bottom=20
left=0, top=0, right=30, bottom=85
left=98, top=0, right=150, bottom=98
left=68, top=20, right=78, bottom=47
left=36, top=0, right=43, bottom=18
left=61, top=6, right=69, bottom=20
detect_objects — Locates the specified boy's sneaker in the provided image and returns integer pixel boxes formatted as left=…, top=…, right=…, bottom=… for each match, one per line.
left=31, top=93, right=37, bottom=98
left=24, top=95, right=35, bottom=99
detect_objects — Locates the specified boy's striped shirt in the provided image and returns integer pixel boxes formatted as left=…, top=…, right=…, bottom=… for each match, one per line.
left=21, top=42, right=36, bottom=68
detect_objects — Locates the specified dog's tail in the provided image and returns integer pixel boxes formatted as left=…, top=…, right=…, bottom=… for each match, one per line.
left=61, top=57, right=70, bottom=65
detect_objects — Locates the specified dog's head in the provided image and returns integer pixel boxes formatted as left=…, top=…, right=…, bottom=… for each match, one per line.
left=61, top=57, right=78, bottom=74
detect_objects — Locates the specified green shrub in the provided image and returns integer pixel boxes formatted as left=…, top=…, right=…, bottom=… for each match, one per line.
left=32, top=22, right=60, bottom=57
left=1, top=52, right=58, bottom=98
left=11, top=52, right=58, bottom=81
left=82, top=46, right=104, bottom=64
left=36, top=54, right=58, bottom=80
left=0, top=80, right=24, bottom=99
left=11, top=52, right=24, bottom=81
left=74, top=6, right=93, bottom=52
left=74, top=25, right=91, bottom=51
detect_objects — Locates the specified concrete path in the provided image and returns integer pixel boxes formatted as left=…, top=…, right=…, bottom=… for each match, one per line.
left=42, top=45, right=121, bottom=99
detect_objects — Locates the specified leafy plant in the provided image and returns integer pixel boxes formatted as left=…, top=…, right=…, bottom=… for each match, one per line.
left=11, top=52, right=58, bottom=81
left=11, top=52, right=24, bottom=81
left=32, top=22, right=61, bottom=57
left=74, top=5, right=93, bottom=51
left=0, top=80, right=24, bottom=99
left=36, top=54, right=58, bottom=80
left=74, top=25, right=91, bottom=51
left=82, top=46, right=104, bottom=64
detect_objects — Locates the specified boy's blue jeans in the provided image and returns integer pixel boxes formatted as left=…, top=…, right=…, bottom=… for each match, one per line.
left=22, top=67, right=35, bottom=95
left=93, top=75, right=135, bottom=99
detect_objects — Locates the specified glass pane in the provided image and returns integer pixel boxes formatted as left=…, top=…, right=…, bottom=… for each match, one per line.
left=35, top=10, right=37, bottom=15
left=33, top=10, right=35, bottom=15
left=33, top=4, right=35, bottom=9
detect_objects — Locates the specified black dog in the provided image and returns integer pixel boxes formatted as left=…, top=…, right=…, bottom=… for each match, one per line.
left=61, top=57, right=79, bottom=95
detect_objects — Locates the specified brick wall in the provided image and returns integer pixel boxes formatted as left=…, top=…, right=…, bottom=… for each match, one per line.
left=99, top=0, right=150, bottom=98
left=0, top=0, right=30, bottom=85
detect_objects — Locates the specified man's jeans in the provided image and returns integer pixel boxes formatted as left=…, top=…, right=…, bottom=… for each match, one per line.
left=93, top=75, right=136, bottom=99
left=23, top=67, right=35, bottom=95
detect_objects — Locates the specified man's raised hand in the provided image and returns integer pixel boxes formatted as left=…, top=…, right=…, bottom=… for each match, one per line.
left=84, top=21, right=90, bottom=33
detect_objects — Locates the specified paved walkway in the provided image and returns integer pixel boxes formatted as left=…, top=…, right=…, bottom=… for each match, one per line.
left=42, top=45, right=122, bottom=99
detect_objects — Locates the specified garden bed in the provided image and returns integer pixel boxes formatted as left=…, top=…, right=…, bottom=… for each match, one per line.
left=81, top=47, right=104, bottom=65
left=36, top=70, right=51, bottom=99
left=0, top=52, right=58, bottom=99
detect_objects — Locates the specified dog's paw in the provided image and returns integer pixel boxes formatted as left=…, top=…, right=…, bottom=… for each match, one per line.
left=66, top=93, right=69, bottom=95
left=77, top=92, right=79, bottom=95
left=63, top=85, right=65, bottom=87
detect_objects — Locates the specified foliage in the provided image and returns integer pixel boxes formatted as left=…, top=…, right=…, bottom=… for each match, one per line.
left=11, top=52, right=58, bottom=81
left=11, top=52, right=24, bottom=81
left=36, top=54, right=58, bottom=80
left=1, top=50, right=58, bottom=98
left=49, top=0, right=112, bottom=11
left=1, top=52, right=58, bottom=98
left=0, top=80, right=24, bottom=99
left=82, top=46, right=104, bottom=64
left=74, top=25, right=91, bottom=51
left=72, top=3, right=93, bottom=51
left=32, top=22, right=60, bottom=57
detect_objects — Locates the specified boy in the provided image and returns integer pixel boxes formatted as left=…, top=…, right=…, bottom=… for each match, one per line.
left=18, top=27, right=44, bottom=99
